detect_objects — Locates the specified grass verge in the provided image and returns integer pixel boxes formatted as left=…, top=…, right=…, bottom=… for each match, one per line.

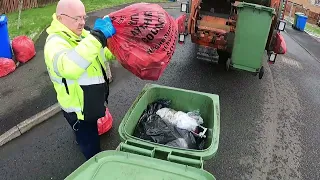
left=305, top=23, right=320, bottom=37
left=285, top=16, right=320, bottom=37
left=7, top=0, right=167, bottom=41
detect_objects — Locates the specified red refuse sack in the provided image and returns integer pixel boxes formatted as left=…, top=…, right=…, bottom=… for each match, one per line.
left=273, top=32, right=287, bottom=54
left=176, top=14, right=187, bottom=44
left=12, top=36, right=36, bottom=63
left=176, top=14, right=187, bottom=34
left=107, top=3, right=178, bottom=81
left=0, top=58, right=16, bottom=78
left=97, top=107, right=113, bottom=135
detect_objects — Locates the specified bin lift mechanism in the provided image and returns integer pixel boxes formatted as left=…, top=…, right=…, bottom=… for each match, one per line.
left=179, top=1, right=287, bottom=64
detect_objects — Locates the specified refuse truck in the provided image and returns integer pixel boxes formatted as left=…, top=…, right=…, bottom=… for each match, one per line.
left=65, top=84, right=220, bottom=180
left=179, top=0, right=287, bottom=79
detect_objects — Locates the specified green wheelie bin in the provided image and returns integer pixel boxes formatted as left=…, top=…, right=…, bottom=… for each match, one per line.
left=65, top=84, right=220, bottom=180
left=227, top=2, right=275, bottom=79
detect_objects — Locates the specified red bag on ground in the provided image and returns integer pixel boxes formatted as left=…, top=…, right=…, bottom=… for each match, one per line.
left=12, top=36, right=36, bottom=63
left=97, top=108, right=113, bottom=135
left=176, top=14, right=187, bottom=44
left=107, top=3, right=178, bottom=80
left=273, top=32, right=287, bottom=54
left=0, top=58, right=16, bottom=77
left=176, top=14, right=187, bottom=34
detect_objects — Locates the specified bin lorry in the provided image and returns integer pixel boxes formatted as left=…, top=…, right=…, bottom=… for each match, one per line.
left=179, top=0, right=287, bottom=79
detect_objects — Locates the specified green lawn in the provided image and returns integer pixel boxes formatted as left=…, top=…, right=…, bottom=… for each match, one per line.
left=285, top=16, right=320, bottom=37
left=305, top=23, right=320, bottom=37
left=7, top=0, right=166, bottom=40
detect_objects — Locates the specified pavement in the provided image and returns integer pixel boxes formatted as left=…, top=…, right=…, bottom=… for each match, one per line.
left=0, top=2, right=181, bottom=135
left=1, top=6, right=320, bottom=179
left=285, top=21, right=320, bottom=62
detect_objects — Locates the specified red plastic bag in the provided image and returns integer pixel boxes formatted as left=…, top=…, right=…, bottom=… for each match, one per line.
left=97, top=108, right=113, bottom=135
left=273, top=32, right=287, bottom=54
left=176, top=14, right=187, bottom=44
left=12, top=36, right=36, bottom=63
left=0, top=58, right=16, bottom=77
left=176, top=14, right=187, bottom=34
left=107, top=3, right=178, bottom=80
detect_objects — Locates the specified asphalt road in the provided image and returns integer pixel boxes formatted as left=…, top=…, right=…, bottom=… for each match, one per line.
left=1, top=8, right=320, bottom=180
left=285, top=22, right=320, bottom=62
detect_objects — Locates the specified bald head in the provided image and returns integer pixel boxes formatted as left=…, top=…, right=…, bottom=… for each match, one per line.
left=56, top=0, right=86, bottom=36
left=56, top=0, right=85, bottom=15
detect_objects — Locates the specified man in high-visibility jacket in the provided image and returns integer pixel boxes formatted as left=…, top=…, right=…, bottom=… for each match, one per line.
left=44, top=0, right=116, bottom=160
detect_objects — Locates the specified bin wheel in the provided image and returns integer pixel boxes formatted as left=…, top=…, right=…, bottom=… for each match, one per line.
left=226, top=58, right=231, bottom=71
left=259, top=66, right=264, bottom=79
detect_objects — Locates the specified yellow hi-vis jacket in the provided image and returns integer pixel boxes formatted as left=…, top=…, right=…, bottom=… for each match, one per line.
left=44, top=13, right=115, bottom=121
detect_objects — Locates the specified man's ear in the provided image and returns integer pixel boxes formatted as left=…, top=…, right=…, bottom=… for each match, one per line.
left=56, top=14, right=62, bottom=21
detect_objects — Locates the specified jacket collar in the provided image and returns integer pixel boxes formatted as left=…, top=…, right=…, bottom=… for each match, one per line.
left=46, top=13, right=89, bottom=42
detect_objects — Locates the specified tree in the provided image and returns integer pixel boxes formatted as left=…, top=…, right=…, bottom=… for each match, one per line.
left=17, top=0, right=23, bottom=30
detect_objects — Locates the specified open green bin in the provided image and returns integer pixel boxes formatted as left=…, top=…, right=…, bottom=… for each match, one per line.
left=65, top=84, right=220, bottom=180
left=230, top=2, right=275, bottom=78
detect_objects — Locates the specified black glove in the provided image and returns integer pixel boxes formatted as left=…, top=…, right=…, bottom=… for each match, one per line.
left=84, top=25, right=106, bottom=47
left=90, top=29, right=107, bottom=48
left=84, top=25, right=91, bottom=31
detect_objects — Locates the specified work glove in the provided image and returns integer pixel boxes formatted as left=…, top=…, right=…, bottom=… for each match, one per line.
left=84, top=25, right=91, bottom=31
left=91, top=16, right=116, bottom=48
left=94, top=16, right=116, bottom=38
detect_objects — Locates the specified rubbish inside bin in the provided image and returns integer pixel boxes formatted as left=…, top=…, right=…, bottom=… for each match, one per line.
left=133, top=99, right=207, bottom=150
left=156, top=108, right=203, bottom=131
left=187, top=110, right=204, bottom=125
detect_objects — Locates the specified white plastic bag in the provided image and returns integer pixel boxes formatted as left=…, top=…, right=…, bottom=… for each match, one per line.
left=187, top=110, right=204, bottom=125
left=174, top=111, right=199, bottom=131
left=156, top=108, right=176, bottom=123
left=156, top=108, right=202, bottom=132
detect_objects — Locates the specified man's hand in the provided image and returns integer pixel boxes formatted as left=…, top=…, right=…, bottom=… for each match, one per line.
left=93, top=16, right=116, bottom=39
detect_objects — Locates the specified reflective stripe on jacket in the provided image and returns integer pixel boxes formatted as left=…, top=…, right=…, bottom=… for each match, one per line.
left=44, top=13, right=115, bottom=120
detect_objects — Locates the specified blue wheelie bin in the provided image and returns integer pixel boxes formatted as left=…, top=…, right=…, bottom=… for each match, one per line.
left=295, top=13, right=308, bottom=31
left=0, top=14, right=13, bottom=59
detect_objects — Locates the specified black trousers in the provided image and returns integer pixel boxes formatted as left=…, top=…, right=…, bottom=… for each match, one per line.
left=63, top=111, right=101, bottom=160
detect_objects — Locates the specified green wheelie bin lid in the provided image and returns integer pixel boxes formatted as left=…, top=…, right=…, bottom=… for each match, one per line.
left=237, top=2, right=275, bottom=15
left=118, top=84, right=220, bottom=168
left=64, top=150, right=215, bottom=180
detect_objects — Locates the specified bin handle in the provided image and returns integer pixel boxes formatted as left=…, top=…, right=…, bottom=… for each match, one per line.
left=119, top=141, right=155, bottom=157
left=167, top=152, right=203, bottom=169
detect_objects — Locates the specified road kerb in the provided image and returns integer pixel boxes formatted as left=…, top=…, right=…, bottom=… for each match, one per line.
left=284, top=21, right=320, bottom=63
left=17, top=104, right=61, bottom=134
left=0, top=126, right=21, bottom=146
left=0, top=103, right=61, bottom=147
left=284, top=30, right=320, bottom=63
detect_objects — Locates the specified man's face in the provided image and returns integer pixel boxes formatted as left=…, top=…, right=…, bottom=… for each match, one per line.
left=58, top=6, right=87, bottom=36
